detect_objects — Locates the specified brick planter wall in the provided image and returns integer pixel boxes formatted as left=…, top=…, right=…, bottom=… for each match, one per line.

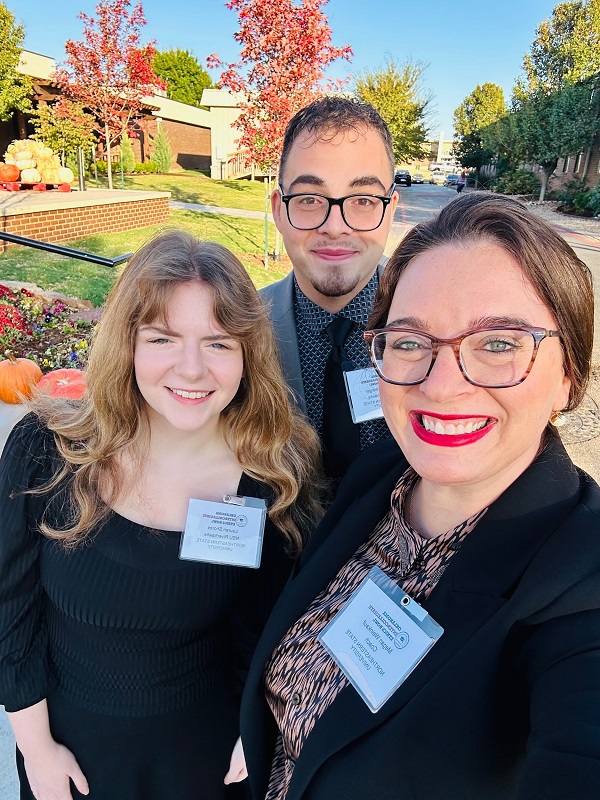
left=0, top=191, right=170, bottom=253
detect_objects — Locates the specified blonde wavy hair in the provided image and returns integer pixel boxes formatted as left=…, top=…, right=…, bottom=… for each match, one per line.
left=30, top=230, right=322, bottom=552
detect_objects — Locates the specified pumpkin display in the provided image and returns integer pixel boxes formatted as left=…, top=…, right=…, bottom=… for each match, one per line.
left=2, top=140, right=75, bottom=188
left=0, top=351, right=43, bottom=404
left=0, top=163, right=19, bottom=182
left=38, top=169, right=59, bottom=184
left=58, top=167, right=74, bottom=183
left=19, top=168, right=42, bottom=184
left=15, top=159, right=36, bottom=171
left=38, top=368, right=87, bottom=399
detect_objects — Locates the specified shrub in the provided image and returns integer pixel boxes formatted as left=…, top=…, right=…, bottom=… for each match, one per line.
left=572, top=191, right=593, bottom=215
left=476, top=173, right=497, bottom=190
left=95, top=160, right=108, bottom=175
left=586, top=183, right=600, bottom=216
left=150, top=127, right=173, bottom=173
left=119, top=132, right=136, bottom=174
left=134, top=161, right=159, bottom=174
left=63, top=149, right=95, bottom=179
left=494, top=169, right=540, bottom=196
left=557, top=177, right=588, bottom=211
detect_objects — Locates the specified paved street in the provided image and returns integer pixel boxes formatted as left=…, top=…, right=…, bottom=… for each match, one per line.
left=0, top=185, right=599, bottom=797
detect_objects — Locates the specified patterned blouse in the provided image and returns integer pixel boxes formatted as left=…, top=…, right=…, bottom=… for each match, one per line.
left=264, top=468, right=487, bottom=800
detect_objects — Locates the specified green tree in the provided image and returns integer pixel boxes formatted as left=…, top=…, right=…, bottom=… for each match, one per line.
left=507, top=0, right=600, bottom=201
left=354, top=57, right=431, bottom=163
left=119, top=130, right=136, bottom=172
left=492, top=80, right=600, bottom=201
left=453, top=83, right=506, bottom=185
left=150, top=126, right=172, bottom=173
left=153, top=49, right=213, bottom=107
left=0, top=3, right=32, bottom=122
left=515, top=0, right=600, bottom=97
left=31, top=98, right=96, bottom=157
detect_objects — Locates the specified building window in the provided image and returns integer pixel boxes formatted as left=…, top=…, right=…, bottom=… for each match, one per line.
left=574, top=153, right=583, bottom=173
left=562, top=156, right=570, bottom=173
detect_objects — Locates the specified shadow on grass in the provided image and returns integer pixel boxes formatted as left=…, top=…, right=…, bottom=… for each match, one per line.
left=165, top=185, right=214, bottom=205
left=212, top=214, right=268, bottom=252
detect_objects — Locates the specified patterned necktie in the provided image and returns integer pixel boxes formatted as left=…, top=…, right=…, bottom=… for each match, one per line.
left=322, top=316, right=361, bottom=485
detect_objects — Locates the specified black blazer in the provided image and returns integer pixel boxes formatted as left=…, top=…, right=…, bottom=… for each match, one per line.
left=241, top=435, right=600, bottom=800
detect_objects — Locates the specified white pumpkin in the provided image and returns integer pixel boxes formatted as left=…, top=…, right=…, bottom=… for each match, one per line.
left=15, top=159, right=36, bottom=171
left=19, top=168, right=42, bottom=183
left=58, top=167, right=74, bottom=183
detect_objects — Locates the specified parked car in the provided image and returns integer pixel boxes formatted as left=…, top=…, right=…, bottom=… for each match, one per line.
left=429, top=172, right=446, bottom=185
left=412, top=173, right=424, bottom=184
left=394, top=170, right=412, bottom=187
left=445, top=174, right=460, bottom=186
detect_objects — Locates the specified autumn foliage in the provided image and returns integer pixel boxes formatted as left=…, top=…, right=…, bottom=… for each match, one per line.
left=208, top=0, right=352, bottom=170
left=55, top=0, right=164, bottom=187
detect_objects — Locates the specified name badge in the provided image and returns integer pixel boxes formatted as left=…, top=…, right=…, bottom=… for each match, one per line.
left=179, top=495, right=267, bottom=568
left=319, top=567, right=443, bottom=712
left=343, top=366, right=384, bottom=423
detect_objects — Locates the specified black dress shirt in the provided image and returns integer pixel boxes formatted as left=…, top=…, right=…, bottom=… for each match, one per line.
left=293, top=274, right=390, bottom=451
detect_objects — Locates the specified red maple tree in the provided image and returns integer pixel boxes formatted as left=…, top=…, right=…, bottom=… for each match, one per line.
left=55, top=0, right=164, bottom=188
left=208, top=0, right=352, bottom=171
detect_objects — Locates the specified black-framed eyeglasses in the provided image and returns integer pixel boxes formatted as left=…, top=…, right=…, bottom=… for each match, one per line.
left=278, top=184, right=395, bottom=231
left=363, top=326, right=562, bottom=388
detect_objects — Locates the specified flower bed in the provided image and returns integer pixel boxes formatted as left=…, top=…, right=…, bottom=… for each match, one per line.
left=0, top=284, right=94, bottom=372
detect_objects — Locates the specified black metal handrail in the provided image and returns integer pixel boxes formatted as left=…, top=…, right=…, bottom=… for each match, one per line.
left=0, top=232, right=132, bottom=268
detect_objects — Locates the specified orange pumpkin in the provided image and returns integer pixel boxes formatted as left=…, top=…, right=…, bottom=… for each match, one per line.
left=38, top=368, right=87, bottom=399
left=0, top=351, right=43, bottom=404
left=0, top=163, right=19, bottom=182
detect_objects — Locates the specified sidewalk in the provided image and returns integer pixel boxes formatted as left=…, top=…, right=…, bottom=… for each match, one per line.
left=170, top=200, right=273, bottom=221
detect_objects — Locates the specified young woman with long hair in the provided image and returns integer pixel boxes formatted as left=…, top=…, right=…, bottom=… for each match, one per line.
left=0, top=230, right=321, bottom=800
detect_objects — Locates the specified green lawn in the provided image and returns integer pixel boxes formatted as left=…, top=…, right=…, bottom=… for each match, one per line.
left=91, top=171, right=270, bottom=212
left=0, top=209, right=289, bottom=307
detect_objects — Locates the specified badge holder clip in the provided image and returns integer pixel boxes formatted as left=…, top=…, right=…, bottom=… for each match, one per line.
left=343, top=364, right=384, bottom=423
left=179, top=494, right=267, bottom=569
left=319, top=566, right=443, bottom=712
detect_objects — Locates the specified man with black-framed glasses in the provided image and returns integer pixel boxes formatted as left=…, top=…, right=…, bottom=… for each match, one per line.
left=261, top=97, right=399, bottom=486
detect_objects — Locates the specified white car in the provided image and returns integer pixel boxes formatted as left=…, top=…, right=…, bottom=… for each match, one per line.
left=429, top=172, right=445, bottom=185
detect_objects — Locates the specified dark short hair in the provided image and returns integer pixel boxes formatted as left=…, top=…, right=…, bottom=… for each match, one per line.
left=279, top=96, right=395, bottom=182
left=370, top=193, right=594, bottom=411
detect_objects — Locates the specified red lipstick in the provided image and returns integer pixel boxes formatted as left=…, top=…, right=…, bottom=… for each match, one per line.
left=409, top=410, right=496, bottom=448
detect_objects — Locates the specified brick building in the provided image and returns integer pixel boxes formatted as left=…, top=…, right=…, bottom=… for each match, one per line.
left=5, top=50, right=212, bottom=174
left=549, top=131, right=600, bottom=192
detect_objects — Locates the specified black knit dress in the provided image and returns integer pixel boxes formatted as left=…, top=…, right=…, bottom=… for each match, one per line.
left=0, top=415, right=294, bottom=800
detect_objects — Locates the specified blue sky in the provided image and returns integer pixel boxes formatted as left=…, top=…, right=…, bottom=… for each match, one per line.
left=14, top=0, right=560, bottom=137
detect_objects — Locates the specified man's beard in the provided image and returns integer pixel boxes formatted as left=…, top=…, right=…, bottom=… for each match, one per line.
left=310, top=266, right=366, bottom=298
